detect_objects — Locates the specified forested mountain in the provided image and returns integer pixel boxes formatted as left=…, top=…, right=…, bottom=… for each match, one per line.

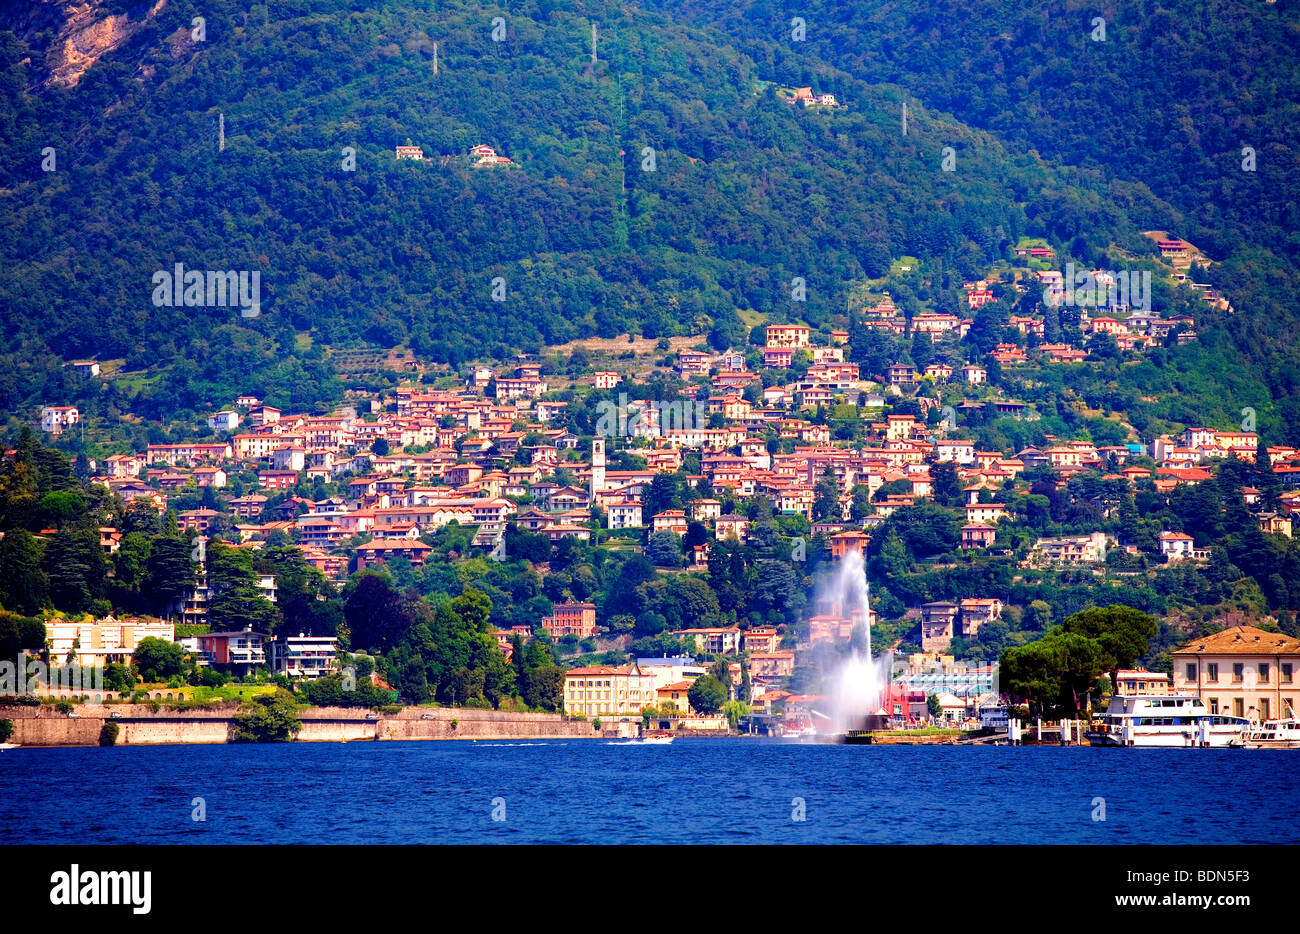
left=0, top=1, right=1163, bottom=413
left=0, top=0, right=1296, bottom=440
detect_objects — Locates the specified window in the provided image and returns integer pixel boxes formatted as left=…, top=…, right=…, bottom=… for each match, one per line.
left=1259, top=664, right=1270, bottom=683
left=1283, top=664, right=1293, bottom=684
left=1232, top=663, right=1244, bottom=683
left=1185, top=664, right=1197, bottom=680
left=1233, top=698, right=1245, bottom=718
left=1261, top=699, right=1271, bottom=720
left=1207, top=663, right=1218, bottom=682
left=1208, top=699, right=1219, bottom=714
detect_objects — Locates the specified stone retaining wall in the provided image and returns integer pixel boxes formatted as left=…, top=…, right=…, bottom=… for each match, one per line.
left=0, top=703, right=596, bottom=747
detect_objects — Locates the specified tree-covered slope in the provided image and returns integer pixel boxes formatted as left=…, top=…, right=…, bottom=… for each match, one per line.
left=643, top=0, right=1300, bottom=437
left=1, top=0, right=1173, bottom=421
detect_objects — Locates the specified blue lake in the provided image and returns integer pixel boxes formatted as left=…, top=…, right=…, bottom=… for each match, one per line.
left=2, top=739, right=1294, bottom=844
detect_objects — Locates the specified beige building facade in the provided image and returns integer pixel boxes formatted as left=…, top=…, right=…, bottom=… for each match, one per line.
left=563, top=662, right=658, bottom=718
left=1172, top=626, right=1300, bottom=721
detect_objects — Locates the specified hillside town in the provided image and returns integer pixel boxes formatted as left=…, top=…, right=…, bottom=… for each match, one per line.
left=16, top=244, right=1300, bottom=736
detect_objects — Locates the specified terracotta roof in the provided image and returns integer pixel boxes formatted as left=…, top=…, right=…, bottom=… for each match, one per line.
left=1173, top=626, right=1300, bottom=656
left=658, top=681, right=695, bottom=692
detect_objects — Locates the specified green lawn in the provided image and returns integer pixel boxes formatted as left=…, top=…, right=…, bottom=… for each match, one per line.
left=137, top=684, right=276, bottom=703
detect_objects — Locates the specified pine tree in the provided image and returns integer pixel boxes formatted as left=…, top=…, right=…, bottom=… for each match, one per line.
left=1255, top=436, right=1281, bottom=510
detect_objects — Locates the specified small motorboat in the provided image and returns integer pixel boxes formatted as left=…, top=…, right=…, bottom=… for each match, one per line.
left=608, top=732, right=674, bottom=745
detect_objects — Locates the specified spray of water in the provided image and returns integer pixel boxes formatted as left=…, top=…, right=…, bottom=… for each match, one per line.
left=817, top=550, right=892, bottom=734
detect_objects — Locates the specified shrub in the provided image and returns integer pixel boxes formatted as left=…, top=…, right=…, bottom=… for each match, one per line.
left=231, top=690, right=302, bottom=743
left=0, top=719, right=13, bottom=743
left=55, top=701, right=73, bottom=715
left=378, top=704, right=402, bottom=715
left=98, top=722, right=119, bottom=747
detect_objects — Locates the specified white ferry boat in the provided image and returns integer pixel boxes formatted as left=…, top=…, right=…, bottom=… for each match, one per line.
left=1085, top=694, right=1250, bottom=747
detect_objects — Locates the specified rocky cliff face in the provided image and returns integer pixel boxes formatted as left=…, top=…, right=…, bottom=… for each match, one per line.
left=1, top=0, right=167, bottom=88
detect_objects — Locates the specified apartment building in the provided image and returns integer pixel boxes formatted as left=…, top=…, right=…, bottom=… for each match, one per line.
left=45, top=618, right=175, bottom=667
left=563, top=662, right=658, bottom=718
left=271, top=634, right=340, bottom=680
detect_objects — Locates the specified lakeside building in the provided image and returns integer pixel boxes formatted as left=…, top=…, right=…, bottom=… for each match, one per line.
left=197, top=629, right=270, bottom=675
left=45, top=618, right=175, bottom=667
left=1172, top=625, right=1300, bottom=721
left=563, top=662, right=658, bottom=718
left=1113, top=669, right=1170, bottom=696
left=656, top=681, right=696, bottom=714
left=895, top=654, right=997, bottom=699
left=638, top=656, right=706, bottom=691
left=271, top=633, right=340, bottom=680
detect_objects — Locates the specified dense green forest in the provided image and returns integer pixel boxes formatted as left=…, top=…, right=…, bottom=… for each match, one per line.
left=0, top=0, right=1213, bottom=424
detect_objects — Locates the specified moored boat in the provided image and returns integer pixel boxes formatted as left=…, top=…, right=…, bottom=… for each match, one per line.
left=1233, top=716, right=1300, bottom=749
left=1085, top=693, right=1249, bottom=747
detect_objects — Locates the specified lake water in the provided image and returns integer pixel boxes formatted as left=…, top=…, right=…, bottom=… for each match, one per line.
left=2, top=739, right=1295, bottom=844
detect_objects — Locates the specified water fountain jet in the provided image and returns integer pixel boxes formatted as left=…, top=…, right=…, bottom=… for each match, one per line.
left=812, top=549, right=893, bottom=736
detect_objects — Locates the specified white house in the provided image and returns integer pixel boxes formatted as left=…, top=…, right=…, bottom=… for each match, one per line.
left=208, top=411, right=240, bottom=432
left=40, top=406, right=79, bottom=435
left=1159, top=531, right=1206, bottom=561
left=272, top=445, right=306, bottom=472
left=962, top=365, right=987, bottom=385
left=606, top=499, right=643, bottom=530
